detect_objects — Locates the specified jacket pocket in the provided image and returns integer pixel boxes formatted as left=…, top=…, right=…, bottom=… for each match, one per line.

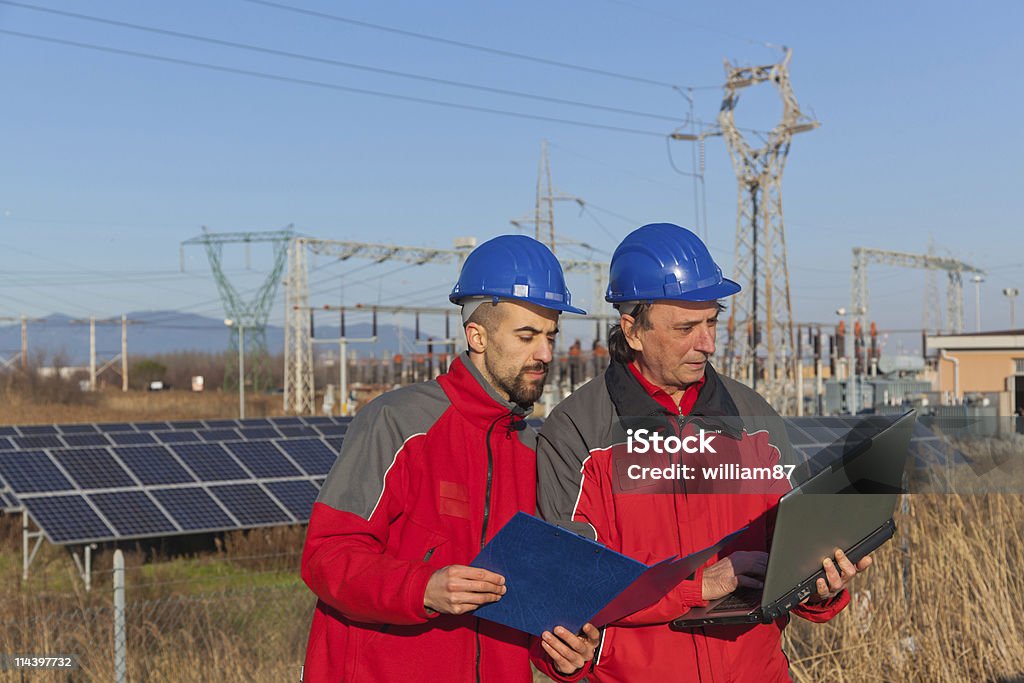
left=394, top=515, right=450, bottom=567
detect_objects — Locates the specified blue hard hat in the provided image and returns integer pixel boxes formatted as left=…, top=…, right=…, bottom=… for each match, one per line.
left=450, top=235, right=586, bottom=314
left=605, top=223, right=740, bottom=303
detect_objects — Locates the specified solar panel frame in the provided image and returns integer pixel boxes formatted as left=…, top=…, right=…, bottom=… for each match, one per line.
left=264, top=479, right=319, bottom=520
left=50, top=447, right=138, bottom=490
left=237, top=426, right=281, bottom=440
left=276, top=438, right=339, bottom=476
left=7, top=415, right=344, bottom=544
left=150, top=486, right=238, bottom=531
left=60, top=433, right=113, bottom=448
left=59, top=424, right=100, bottom=434
left=134, top=421, right=172, bottom=431
left=275, top=425, right=320, bottom=438
left=223, top=441, right=303, bottom=479
left=168, top=442, right=252, bottom=482
left=95, top=422, right=138, bottom=433
left=238, top=418, right=274, bottom=428
left=170, top=420, right=205, bottom=430
left=314, top=423, right=348, bottom=437
left=109, top=432, right=158, bottom=445
left=209, top=483, right=294, bottom=526
left=203, top=419, right=241, bottom=429
left=154, top=430, right=202, bottom=443
left=0, top=450, right=76, bottom=494
left=199, top=429, right=243, bottom=442
left=21, top=495, right=115, bottom=544
left=21, top=425, right=59, bottom=435
left=1, top=489, right=20, bottom=511
left=13, top=435, right=64, bottom=450
left=88, top=490, right=180, bottom=536
left=114, top=445, right=196, bottom=486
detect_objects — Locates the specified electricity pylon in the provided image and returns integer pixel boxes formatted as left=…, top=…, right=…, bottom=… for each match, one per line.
left=181, top=227, right=293, bottom=391
left=852, top=247, right=983, bottom=336
left=719, top=48, right=817, bottom=413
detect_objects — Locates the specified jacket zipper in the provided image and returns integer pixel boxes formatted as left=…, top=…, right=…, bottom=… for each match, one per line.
left=476, top=413, right=505, bottom=683
left=480, top=415, right=501, bottom=550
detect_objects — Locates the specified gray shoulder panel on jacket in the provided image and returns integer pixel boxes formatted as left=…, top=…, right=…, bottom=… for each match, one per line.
left=317, top=380, right=451, bottom=518
left=536, top=375, right=614, bottom=540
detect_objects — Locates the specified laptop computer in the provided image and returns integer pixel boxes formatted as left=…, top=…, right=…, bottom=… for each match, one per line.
left=671, top=410, right=916, bottom=628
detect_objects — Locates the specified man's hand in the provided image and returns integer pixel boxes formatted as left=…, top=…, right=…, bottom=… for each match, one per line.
left=806, top=548, right=871, bottom=603
left=423, top=565, right=506, bottom=615
left=701, top=551, right=768, bottom=601
left=541, top=623, right=601, bottom=675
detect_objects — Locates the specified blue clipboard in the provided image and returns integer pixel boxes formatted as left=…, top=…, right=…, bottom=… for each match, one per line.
left=470, top=512, right=743, bottom=636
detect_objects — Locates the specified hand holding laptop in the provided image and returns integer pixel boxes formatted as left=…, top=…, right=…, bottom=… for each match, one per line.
left=701, top=550, right=768, bottom=600
left=803, top=547, right=872, bottom=604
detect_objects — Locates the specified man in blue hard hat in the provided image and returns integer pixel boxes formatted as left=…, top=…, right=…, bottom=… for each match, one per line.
left=536, top=223, right=870, bottom=682
left=301, top=234, right=599, bottom=682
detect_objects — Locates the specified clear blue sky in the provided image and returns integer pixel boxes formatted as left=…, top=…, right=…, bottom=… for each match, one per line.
left=1, top=0, right=1021, bottom=354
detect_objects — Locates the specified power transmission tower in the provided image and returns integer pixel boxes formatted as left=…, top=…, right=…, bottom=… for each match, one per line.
left=720, top=48, right=818, bottom=413
left=510, top=141, right=608, bottom=323
left=851, top=247, right=983, bottom=336
left=510, top=140, right=583, bottom=254
left=181, top=227, right=294, bottom=392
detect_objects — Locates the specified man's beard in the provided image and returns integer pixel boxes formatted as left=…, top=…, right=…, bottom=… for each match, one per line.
left=495, top=363, right=549, bottom=406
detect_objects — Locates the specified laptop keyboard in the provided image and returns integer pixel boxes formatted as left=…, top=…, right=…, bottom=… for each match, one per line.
left=708, top=586, right=762, bottom=614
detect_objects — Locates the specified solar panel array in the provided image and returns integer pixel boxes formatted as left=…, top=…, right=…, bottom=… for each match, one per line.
left=0, top=411, right=965, bottom=547
left=784, top=415, right=968, bottom=472
left=0, top=416, right=347, bottom=544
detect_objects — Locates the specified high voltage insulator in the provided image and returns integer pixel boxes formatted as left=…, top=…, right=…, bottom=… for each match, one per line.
left=282, top=236, right=610, bottom=414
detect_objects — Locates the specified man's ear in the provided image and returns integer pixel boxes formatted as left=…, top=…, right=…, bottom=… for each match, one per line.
left=620, top=314, right=644, bottom=353
left=465, top=321, right=488, bottom=354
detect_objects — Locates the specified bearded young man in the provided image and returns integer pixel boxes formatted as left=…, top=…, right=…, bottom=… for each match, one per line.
left=301, top=235, right=599, bottom=682
left=536, top=223, right=870, bottom=682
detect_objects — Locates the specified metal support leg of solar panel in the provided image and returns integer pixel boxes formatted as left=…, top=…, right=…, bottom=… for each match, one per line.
left=21, top=510, right=44, bottom=581
left=21, top=510, right=96, bottom=589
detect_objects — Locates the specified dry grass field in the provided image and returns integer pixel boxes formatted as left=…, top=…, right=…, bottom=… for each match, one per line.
left=0, top=386, right=282, bottom=427
left=2, top=386, right=1023, bottom=681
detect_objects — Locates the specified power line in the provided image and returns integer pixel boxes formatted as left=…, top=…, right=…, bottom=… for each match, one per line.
left=0, top=29, right=668, bottom=139
left=240, top=0, right=687, bottom=89
left=0, top=0, right=682, bottom=124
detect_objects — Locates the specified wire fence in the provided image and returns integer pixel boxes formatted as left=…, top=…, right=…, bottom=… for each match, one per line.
left=1, top=552, right=312, bottom=682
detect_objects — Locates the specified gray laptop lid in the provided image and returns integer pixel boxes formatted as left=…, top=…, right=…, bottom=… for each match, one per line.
left=759, top=411, right=916, bottom=605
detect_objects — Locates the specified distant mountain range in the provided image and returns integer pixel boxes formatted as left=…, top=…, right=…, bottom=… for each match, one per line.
left=0, top=312, right=447, bottom=365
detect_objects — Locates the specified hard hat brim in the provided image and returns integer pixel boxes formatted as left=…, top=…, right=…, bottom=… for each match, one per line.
left=606, top=277, right=741, bottom=303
